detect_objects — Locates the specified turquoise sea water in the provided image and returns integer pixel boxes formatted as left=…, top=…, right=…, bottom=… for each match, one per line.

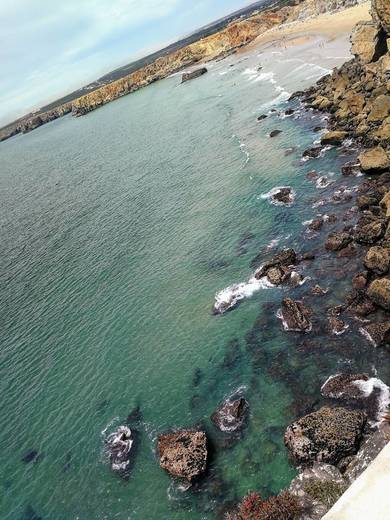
left=1, top=38, right=389, bottom=519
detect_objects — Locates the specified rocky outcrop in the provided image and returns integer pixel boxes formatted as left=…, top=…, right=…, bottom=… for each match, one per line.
left=359, top=147, right=390, bottom=173
left=325, top=231, right=352, bottom=251
left=211, top=398, right=249, bottom=432
left=158, top=430, right=207, bottom=481
left=364, top=246, right=390, bottom=273
left=361, top=320, right=390, bottom=346
left=254, top=248, right=297, bottom=284
left=284, top=407, right=366, bottom=465
left=279, top=298, right=312, bottom=332
left=182, top=67, right=207, bottom=82
left=367, top=277, right=390, bottom=309
left=321, top=130, right=348, bottom=145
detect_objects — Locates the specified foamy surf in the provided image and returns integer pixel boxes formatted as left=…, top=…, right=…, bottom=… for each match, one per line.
left=213, top=276, right=274, bottom=314
left=259, top=186, right=296, bottom=207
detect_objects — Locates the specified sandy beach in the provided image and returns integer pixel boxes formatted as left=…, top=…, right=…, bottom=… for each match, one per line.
left=250, top=2, right=371, bottom=50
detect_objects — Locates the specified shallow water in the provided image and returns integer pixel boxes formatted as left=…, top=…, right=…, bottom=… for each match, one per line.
left=1, top=36, right=389, bottom=519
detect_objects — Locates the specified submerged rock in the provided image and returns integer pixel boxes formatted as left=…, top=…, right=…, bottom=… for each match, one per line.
left=211, top=398, right=249, bottom=432
left=181, top=67, right=207, bottom=83
left=321, top=374, right=370, bottom=400
left=279, top=298, right=312, bottom=332
left=302, top=146, right=323, bottom=159
left=105, top=425, right=133, bottom=474
left=21, top=449, right=41, bottom=464
left=284, top=407, right=366, bottom=465
left=269, top=129, right=282, bottom=137
left=257, top=114, right=267, bottom=121
left=158, top=430, right=207, bottom=481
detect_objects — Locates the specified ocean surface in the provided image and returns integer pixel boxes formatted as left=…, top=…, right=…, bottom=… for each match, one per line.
left=1, top=36, right=389, bottom=519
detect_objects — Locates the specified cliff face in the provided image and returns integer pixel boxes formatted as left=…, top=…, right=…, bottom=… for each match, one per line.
left=302, top=0, right=390, bottom=162
left=71, top=11, right=286, bottom=116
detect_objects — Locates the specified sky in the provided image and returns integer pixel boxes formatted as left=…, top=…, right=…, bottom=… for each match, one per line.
left=0, top=0, right=262, bottom=126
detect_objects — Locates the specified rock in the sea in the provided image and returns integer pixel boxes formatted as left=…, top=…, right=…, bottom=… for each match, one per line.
left=367, top=277, right=390, bottom=310
left=271, top=187, right=293, bottom=204
left=364, top=246, right=390, bottom=274
left=181, top=67, right=207, bottom=83
left=328, top=317, right=348, bottom=335
left=269, top=129, right=282, bottom=137
left=105, top=426, right=133, bottom=474
left=311, top=284, right=328, bottom=295
left=321, top=374, right=369, bottom=400
left=355, top=217, right=386, bottom=244
left=158, top=430, right=207, bottom=481
left=257, top=114, right=267, bottom=121
left=361, top=321, right=390, bottom=346
left=211, top=398, right=249, bottom=432
left=325, top=231, right=352, bottom=252
left=279, top=298, right=312, bottom=332
left=266, top=265, right=289, bottom=285
left=320, top=131, right=348, bottom=146
left=284, top=407, right=366, bottom=465
left=341, top=161, right=361, bottom=176
left=302, top=146, right=323, bottom=159
left=255, top=248, right=297, bottom=279
left=359, top=146, right=390, bottom=173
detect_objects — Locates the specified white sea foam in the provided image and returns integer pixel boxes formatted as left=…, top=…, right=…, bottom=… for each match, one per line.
left=213, top=276, right=274, bottom=314
left=316, top=176, right=334, bottom=189
left=254, top=71, right=276, bottom=84
left=353, top=378, right=390, bottom=424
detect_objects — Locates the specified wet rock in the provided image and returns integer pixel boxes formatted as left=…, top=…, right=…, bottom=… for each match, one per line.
left=257, top=114, right=267, bottom=121
left=302, top=146, right=323, bottom=159
left=271, top=186, right=293, bottom=204
left=269, top=129, right=282, bottom=138
left=353, top=271, right=368, bottom=290
left=285, top=108, right=295, bottom=116
left=359, top=146, right=390, bottom=173
left=254, top=248, right=297, bottom=279
left=346, top=289, right=377, bottom=316
left=311, top=285, right=328, bottom=296
left=321, top=131, right=348, bottom=146
left=325, top=231, right=352, bottom=252
left=21, top=505, right=42, bottom=520
left=367, top=277, right=390, bottom=309
left=158, top=430, right=207, bottom=481
left=355, top=217, right=386, bottom=244
left=284, top=407, right=366, bottom=465
left=337, top=243, right=357, bottom=258
left=211, top=398, right=249, bottom=432
left=301, top=251, right=316, bottom=261
left=181, top=67, right=207, bottom=83
left=364, top=246, right=390, bottom=274
left=328, top=317, right=348, bottom=335
left=321, top=374, right=369, bottom=400
left=266, top=265, right=290, bottom=285
left=308, top=218, right=324, bottom=231
left=279, top=298, right=312, bottom=332
left=361, top=321, right=390, bottom=346
left=341, top=161, right=361, bottom=176
left=105, top=425, right=133, bottom=474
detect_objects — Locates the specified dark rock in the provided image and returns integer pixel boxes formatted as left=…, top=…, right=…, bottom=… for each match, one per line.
left=303, top=146, right=323, bottom=159
left=270, top=187, right=293, bottom=204
left=353, top=271, right=368, bottom=290
left=311, top=285, right=328, bottom=295
left=355, top=217, right=386, bottom=245
left=279, top=298, right=312, bottom=332
left=257, top=114, right=268, bottom=121
left=346, top=290, right=377, bottom=316
left=255, top=248, right=297, bottom=279
left=328, top=317, right=348, bottom=335
left=269, top=129, right=282, bottom=138
left=181, top=67, right=207, bottom=83
left=158, top=430, right=207, bottom=481
left=301, top=251, right=316, bottom=261
left=284, top=407, right=366, bottom=465
left=211, top=398, right=249, bottom=432
left=325, top=231, right=352, bottom=252
left=284, top=108, right=295, bottom=116
left=342, top=161, right=361, bottom=176
left=308, top=218, right=324, bottom=231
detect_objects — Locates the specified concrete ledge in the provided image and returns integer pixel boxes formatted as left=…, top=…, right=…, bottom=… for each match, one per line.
left=322, top=441, right=390, bottom=519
